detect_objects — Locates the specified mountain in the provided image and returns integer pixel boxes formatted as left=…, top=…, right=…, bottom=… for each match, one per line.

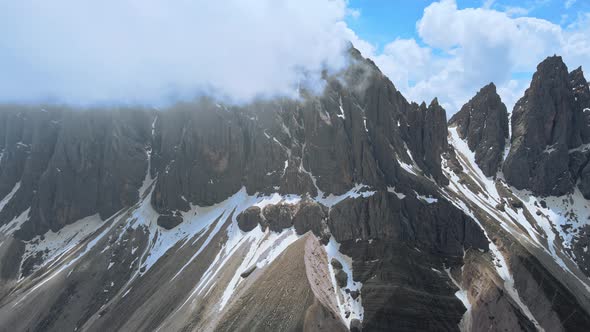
left=0, top=49, right=589, bottom=332
left=503, top=56, right=590, bottom=197
left=448, top=83, right=509, bottom=177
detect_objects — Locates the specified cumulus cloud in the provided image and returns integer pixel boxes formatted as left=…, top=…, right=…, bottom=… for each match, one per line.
left=0, top=0, right=353, bottom=105
left=2, top=0, right=588, bottom=115
left=364, top=0, right=590, bottom=114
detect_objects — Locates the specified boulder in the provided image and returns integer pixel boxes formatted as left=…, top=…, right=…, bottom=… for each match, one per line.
left=236, top=206, right=262, bottom=232
left=292, top=199, right=330, bottom=243
left=157, top=215, right=183, bottom=230
left=330, top=258, right=343, bottom=270
left=335, top=269, right=348, bottom=288
left=406, top=99, right=449, bottom=184
left=262, top=203, right=296, bottom=232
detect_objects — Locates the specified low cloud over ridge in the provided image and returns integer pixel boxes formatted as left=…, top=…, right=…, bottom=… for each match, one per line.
left=0, top=0, right=354, bottom=105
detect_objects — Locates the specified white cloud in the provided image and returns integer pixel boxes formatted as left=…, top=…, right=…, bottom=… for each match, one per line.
left=347, top=8, right=361, bottom=19
left=362, top=0, right=590, bottom=115
left=1, top=0, right=587, bottom=117
left=0, top=0, right=353, bottom=105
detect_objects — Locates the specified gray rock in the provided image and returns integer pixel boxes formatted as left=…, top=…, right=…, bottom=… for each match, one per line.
left=350, top=318, right=362, bottom=332
left=17, top=108, right=151, bottom=240
left=157, top=215, right=183, bottom=230
left=292, top=199, right=330, bottom=243
left=330, top=258, right=343, bottom=270
left=240, top=265, right=256, bottom=278
left=406, top=99, right=449, bottom=184
left=327, top=191, right=488, bottom=255
left=503, top=56, right=580, bottom=196
left=236, top=206, right=262, bottom=232
left=570, top=67, right=590, bottom=144
left=579, top=162, right=590, bottom=198
left=335, top=269, right=348, bottom=288
left=449, top=83, right=509, bottom=176
left=262, top=203, right=295, bottom=232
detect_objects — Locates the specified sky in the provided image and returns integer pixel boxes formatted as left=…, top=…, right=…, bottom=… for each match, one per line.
left=0, top=0, right=589, bottom=115
left=345, top=0, right=590, bottom=113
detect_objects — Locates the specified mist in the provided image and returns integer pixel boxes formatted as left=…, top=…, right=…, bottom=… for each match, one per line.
left=0, top=0, right=354, bottom=106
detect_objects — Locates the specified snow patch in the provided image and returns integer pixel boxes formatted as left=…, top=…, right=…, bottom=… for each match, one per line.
left=325, top=236, right=363, bottom=326
left=416, top=193, right=438, bottom=204
left=387, top=187, right=406, bottom=199
left=0, top=181, right=20, bottom=215
left=315, top=184, right=375, bottom=208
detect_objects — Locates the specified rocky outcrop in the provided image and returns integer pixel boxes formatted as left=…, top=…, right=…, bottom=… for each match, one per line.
left=150, top=102, right=285, bottom=212
left=262, top=203, right=296, bottom=232
left=236, top=206, right=262, bottom=232
left=406, top=99, right=449, bottom=184
left=569, top=67, right=590, bottom=198
left=449, top=83, right=509, bottom=176
left=0, top=107, right=152, bottom=240
left=292, top=199, right=330, bottom=243
left=328, top=192, right=488, bottom=255
left=0, top=107, right=62, bottom=229
left=570, top=67, right=590, bottom=143
left=157, top=215, right=183, bottom=230
left=579, top=162, right=590, bottom=198
left=16, top=109, right=151, bottom=239
left=503, top=56, right=590, bottom=196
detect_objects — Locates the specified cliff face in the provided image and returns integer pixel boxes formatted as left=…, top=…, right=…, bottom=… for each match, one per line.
left=449, top=83, right=509, bottom=177
left=503, top=56, right=590, bottom=197
left=0, top=51, right=589, bottom=332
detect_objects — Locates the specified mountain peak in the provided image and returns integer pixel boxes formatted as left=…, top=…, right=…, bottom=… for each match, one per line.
left=480, top=82, right=496, bottom=93
left=535, top=55, right=569, bottom=78
left=449, top=82, right=508, bottom=176
left=503, top=54, right=586, bottom=196
left=429, top=97, right=439, bottom=107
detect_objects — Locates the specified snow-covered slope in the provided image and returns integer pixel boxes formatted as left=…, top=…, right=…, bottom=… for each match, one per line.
left=441, top=126, right=590, bottom=331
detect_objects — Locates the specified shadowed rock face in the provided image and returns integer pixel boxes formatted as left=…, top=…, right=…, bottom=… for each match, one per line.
left=569, top=67, right=590, bottom=198
left=449, top=83, right=509, bottom=177
left=406, top=99, right=449, bottom=184
left=571, top=67, right=590, bottom=144
left=0, top=47, right=453, bottom=241
left=503, top=56, right=590, bottom=197
left=0, top=108, right=152, bottom=240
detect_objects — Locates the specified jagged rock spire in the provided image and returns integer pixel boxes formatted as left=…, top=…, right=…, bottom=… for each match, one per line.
left=503, top=56, right=582, bottom=196
left=449, top=82, right=509, bottom=177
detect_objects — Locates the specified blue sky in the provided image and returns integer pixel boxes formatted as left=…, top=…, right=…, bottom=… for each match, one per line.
left=341, top=0, right=590, bottom=113
left=347, top=0, right=590, bottom=49
left=0, top=0, right=589, bottom=114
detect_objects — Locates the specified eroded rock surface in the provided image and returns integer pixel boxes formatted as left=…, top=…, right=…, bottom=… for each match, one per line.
left=449, top=83, right=509, bottom=176
left=503, top=56, right=590, bottom=197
